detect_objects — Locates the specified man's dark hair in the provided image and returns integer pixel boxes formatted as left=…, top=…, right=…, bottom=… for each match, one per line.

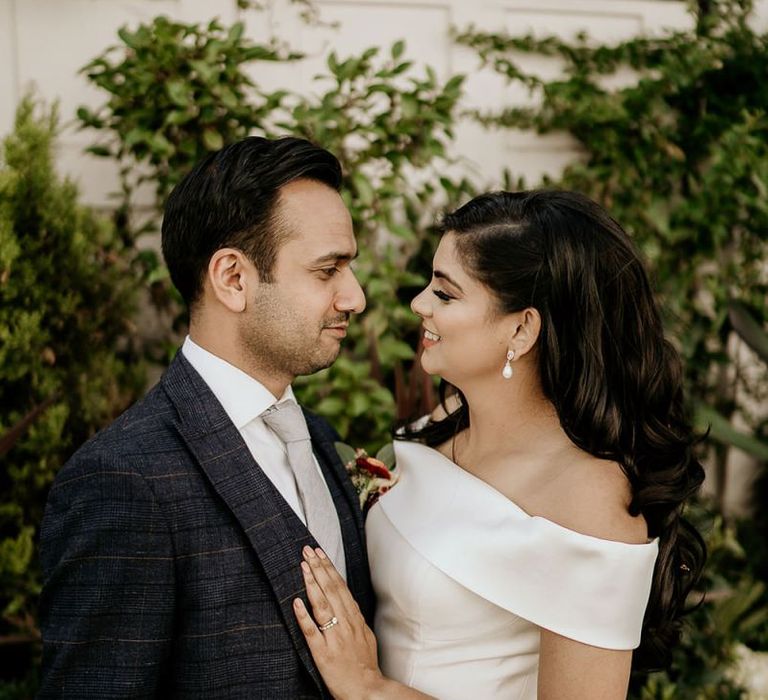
left=161, top=136, right=343, bottom=307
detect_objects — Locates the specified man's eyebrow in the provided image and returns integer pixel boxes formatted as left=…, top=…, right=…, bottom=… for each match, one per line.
left=311, top=250, right=359, bottom=265
left=434, top=269, right=464, bottom=293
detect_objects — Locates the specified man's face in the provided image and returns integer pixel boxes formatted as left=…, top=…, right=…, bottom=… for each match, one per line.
left=239, top=179, right=365, bottom=386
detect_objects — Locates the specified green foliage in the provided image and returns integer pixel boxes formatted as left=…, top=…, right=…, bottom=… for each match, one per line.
left=80, top=17, right=474, bottom=450
left=631, top=504, right=765, bottom=698
left=0, top=96, right=145, bottom=681
left=455, top=1, right=768, bottom=443
left=79, top=15, right=299, bottom=209
left=456, top=0, right=768, bottom=694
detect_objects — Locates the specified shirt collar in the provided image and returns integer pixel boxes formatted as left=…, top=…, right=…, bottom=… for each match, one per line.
left=181, top=336, right=295, bottom=429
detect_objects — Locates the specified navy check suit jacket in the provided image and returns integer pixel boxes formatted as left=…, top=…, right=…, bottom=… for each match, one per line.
left=38, top=352, right=375, bottom=698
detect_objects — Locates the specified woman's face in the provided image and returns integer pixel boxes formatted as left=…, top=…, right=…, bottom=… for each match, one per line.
left=411, top=233, right=515, bottom=386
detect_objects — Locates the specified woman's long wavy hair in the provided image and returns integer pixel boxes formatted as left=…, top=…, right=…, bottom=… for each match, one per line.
left=401, top=190, right=706, bottom=669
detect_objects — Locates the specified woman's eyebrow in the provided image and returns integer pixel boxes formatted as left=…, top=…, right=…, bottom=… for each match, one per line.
left=434, top=269, right=464, bottom=293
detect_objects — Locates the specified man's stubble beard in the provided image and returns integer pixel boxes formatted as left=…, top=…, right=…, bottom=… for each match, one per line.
left=239, top=289, right=341, bottom=381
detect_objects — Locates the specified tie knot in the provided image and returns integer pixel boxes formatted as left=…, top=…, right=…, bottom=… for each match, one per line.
left=260, top=400, right=310, bottom=444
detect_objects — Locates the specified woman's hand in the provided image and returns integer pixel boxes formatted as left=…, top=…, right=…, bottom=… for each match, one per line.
left=293, top=546, right=385, bottom=700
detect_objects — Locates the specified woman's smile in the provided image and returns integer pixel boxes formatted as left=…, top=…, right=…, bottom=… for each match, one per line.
left=423, top=328, right=441, bottom=348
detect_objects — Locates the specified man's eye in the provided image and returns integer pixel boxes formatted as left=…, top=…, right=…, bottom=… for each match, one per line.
left=433, top=289, right=453, bottom=302
left=320, top=267, right=339, bottom=277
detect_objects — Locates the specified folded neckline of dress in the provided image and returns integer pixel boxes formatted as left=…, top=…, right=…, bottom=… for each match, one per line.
left=388, top=439, right=658, bottom=549
left=372, top=440, right=660, bottom=649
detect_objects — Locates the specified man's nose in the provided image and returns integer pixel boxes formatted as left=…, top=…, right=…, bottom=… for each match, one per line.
left=336, top=268, right=366, bottom=314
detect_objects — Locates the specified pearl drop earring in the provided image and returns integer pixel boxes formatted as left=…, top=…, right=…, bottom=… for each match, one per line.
left=502, top=349, right=515, bottom=379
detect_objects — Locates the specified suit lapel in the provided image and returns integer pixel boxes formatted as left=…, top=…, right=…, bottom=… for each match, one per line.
left=161, top=353, right=325, bottom=694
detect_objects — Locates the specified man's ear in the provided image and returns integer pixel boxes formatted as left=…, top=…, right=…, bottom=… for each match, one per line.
left=509, top=307, right=541, bottom=358
left=206, top=248, right=255, bottom=313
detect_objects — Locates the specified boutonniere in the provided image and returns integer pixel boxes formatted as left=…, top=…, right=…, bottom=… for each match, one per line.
left=335, top=442, right=399, bottom=514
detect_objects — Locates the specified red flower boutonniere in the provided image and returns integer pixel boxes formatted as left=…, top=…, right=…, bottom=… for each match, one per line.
left=335, top=442, right=399, bottom=515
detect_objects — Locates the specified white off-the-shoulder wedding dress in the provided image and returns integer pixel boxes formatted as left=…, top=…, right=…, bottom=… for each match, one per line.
left=366, top=440, right=659, bottom=700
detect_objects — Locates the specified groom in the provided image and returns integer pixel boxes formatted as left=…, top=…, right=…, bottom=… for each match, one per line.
left=38, top=137, right=375, bottom=698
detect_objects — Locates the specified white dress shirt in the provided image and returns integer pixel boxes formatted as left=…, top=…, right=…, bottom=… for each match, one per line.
left=182, top=336, right=329, bottom=524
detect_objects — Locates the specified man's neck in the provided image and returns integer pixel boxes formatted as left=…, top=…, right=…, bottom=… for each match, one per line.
left=187, top=327, right=291, bottom=400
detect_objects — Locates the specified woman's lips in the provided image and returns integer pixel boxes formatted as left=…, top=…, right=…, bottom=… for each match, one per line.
left=422, top=328, right=440, bottom=348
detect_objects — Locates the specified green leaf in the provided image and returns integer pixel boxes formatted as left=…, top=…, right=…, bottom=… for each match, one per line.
left=124, top=127, right=146, bottom=148
left=85, top=145, right=112, bottom=157
left=711, top=579, right=766, bottom=632
left=388, top=223, right=416, bottom=241
left=228, top=22, right=244, bottom=44
left=378, top=337, right=415, bottom=363
left=327, top=52, right=339, bottom=75
left=368, top=83, right=394, bottom=96
left=695, top=405, right=768, bottom=461
left=375, top=442, right=396, bottom=469
left=337, top=58, right=362, bottom=82
left=401, top=95, right=419, bottom=119
left=76, top=107, right=103, bottom=128
left=728, top=301, right=768, bottom=363
left=241, top=45, right=292, bottom=62
left=391, top=61, right=413, bottom=76
left=349, top=392, right=369, bottom=416
left=164, top=109, right=192, bottom=127
left=443, top=74, right=465, bottom=95
left=219, top=86, right=239, bottom=110
left=351, top=172, right=375, bottom=207
left=334, top=441, right=357, bottom=465
left=315, top=396, right=345, bottom=416
left=189, top=59, right=217, bottom=84
left=391, top=40, right=406, bottom=60
left=149, top=133, right=174, bottom=156
left=117, top=26, right=139, bottom=50
left=202, top=128, right=224, bottom=151
left=166, top=79, right=192, bottom=108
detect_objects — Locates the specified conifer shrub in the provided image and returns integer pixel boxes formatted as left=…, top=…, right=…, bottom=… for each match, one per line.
left=0, top=97, right=145, bottom=686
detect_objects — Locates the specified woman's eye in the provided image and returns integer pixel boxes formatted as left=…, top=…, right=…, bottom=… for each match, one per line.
left=433, top=289, right=453, bottom=302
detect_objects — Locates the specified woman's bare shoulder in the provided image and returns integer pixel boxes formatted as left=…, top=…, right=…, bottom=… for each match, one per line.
left=544, top=453, right=648, bottom=545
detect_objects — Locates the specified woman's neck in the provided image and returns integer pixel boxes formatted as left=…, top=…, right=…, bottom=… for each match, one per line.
left=456, top=370, right=567, bottom=465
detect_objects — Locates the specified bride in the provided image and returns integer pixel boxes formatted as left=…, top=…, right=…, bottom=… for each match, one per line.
left=292, top=190, right=706, bottom=699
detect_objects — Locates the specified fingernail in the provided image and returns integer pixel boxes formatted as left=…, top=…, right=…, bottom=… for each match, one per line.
left=315, top=548, right=326, bottom=559
left=303, top=546, right=314, bottom=558
left=301, top=561, right=310, bottom=574
left=293, top=598, right=303, bottom=610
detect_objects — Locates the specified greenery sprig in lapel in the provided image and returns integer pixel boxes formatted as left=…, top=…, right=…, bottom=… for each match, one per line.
left=335, top=442, right=399, bottom=515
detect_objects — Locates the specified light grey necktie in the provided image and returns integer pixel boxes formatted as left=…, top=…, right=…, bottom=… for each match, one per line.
left=260, top=400, right=346, bottom=580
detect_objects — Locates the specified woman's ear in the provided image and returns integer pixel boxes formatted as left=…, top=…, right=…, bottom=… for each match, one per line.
left=206, top=248, right=255, bottom=313
left=509, top=307, right=541, bottom=358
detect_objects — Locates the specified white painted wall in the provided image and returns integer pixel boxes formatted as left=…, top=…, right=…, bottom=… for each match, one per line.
left=1, top=0, right=703, bottom=205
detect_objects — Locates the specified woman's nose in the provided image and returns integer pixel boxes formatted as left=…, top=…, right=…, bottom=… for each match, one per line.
left=410, top=287, right=430, bottom=318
